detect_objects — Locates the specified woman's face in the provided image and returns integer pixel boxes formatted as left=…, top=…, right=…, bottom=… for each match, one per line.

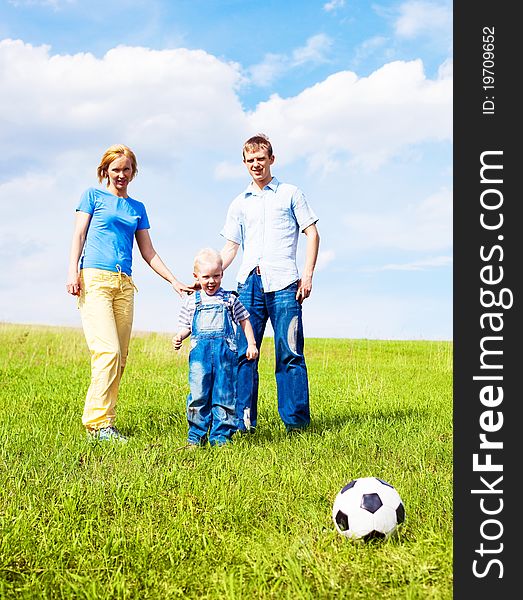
left=106, top=155, right=133, bottom=196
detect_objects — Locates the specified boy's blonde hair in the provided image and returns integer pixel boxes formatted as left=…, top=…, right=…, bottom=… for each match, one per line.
left=242, top=133, right=273, bottom=159
left=97, top=144, right=138, bottom=183
left=193, top=248, right=223, bottom=273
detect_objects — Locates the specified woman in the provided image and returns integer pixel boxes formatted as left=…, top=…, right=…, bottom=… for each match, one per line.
left=66, top=144, right=192, bottom=442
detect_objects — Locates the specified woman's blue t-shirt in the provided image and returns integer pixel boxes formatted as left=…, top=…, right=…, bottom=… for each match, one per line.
left=77, top=187, right=150, bottom=276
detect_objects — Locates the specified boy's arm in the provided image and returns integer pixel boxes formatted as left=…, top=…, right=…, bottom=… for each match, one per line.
left=172, top=327, right=191, bottom=351
left=239, top=318, right=258, bottom=360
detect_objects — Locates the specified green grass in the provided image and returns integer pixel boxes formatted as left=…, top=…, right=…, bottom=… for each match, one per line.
left=0, top=323, right=453, bottom=599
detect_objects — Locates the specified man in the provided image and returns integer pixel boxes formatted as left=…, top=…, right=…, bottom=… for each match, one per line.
left=220, top=133, right=320, bottom=433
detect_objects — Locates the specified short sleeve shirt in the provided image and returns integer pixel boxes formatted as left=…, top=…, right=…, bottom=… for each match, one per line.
left=77, top=187, right=150, bottom=276
left=178, top=289, right=250, bottom=332
left=220, top=177, right=318, bottom=292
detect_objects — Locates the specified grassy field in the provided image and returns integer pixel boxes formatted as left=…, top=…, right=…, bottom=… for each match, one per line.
left=0, top=322, right=453, bottom=599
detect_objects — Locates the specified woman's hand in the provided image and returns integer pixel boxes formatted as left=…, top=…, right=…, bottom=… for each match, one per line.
left=171, top=280, right=196, bottom=297
left=66, top=272, right=81, bottom=296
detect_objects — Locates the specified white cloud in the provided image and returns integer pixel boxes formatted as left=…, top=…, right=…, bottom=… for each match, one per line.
left=247, top=58, right=452, bottom=172
left=291, top=34, right=332, bottom=66
left=438, top=57, right=453, bottom=79
left=247, top=34, right=332, bottom=87
left=352, top=35, right=388, bottom=66
left=394, top=1, right=452, bottom=40
left=248, top=53, right=287, bottom=87
left=323, top=0, right=345, bottom=12
left=0, top=39, right=246, bottom=166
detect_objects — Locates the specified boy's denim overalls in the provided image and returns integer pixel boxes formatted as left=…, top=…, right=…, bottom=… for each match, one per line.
left=187, top=290, right=239, bottom=446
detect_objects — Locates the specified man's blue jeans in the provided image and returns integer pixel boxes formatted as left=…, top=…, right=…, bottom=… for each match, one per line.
left=236, top=271, right=310, bottom=431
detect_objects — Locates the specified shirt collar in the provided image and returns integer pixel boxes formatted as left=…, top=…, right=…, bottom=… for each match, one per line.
left=244, top=177, right=279, bottom=197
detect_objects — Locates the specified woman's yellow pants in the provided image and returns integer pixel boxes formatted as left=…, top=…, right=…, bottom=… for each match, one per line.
left=78, top=268, right=136, bottom=431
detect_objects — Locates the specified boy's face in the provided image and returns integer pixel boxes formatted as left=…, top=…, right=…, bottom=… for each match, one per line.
left=194, top=260, right=223, bottom=296
left=243, top=147, right=274, bottom=189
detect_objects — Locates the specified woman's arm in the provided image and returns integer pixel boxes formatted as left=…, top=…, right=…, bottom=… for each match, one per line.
left=135, top=229, right=193, bottom=296
left=66, top=211, right=91, bottom=296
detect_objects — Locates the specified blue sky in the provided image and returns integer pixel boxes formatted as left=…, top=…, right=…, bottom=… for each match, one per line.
left=0, top=0, right=452, bottom=339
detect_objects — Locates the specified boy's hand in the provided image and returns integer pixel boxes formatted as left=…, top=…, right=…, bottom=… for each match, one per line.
left=172, top=334, right=183, bottom=351
left=246, top=343, right=258, bottom=361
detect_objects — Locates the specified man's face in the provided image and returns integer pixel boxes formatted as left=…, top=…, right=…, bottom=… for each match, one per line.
left=243, top=148, right=275, bottom=189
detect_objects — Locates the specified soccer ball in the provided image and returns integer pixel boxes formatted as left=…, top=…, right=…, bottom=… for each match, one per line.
left=332, top=477, right=406, bottom=541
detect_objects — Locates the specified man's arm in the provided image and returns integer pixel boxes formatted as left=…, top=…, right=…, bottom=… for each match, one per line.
left=296, top=223, right=320, bottom=304
left=220, top=240, right=240, bottom=271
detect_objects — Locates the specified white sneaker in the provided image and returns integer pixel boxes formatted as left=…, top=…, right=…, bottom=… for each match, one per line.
left=88, top=426, right=128, bottom=443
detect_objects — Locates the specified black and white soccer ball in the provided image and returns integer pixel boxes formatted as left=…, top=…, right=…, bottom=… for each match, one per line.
left=332, top=477, right=406, bottom=541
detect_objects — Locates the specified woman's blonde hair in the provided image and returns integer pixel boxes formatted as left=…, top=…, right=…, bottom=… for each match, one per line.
left=97, top=144, right=138, bottom=183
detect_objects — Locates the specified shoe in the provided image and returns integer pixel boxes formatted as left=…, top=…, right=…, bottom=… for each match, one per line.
left=88, top=426, right=128, bottom=443
left=210, top=440, right=229, bottom=448
left=237, top=426, right=256, bottom=435
left=174, top=442, right=201, bottom=452
left=286, top=426, right=306, bottom=436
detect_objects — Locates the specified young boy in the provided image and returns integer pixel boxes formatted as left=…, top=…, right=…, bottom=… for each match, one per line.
left=173, top=248, right=258, bottom=447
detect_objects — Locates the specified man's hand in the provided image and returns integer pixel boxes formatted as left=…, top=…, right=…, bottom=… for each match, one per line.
left=297, top=223, right=319, bottom=303
left=296, top=274, right=313, bottom=304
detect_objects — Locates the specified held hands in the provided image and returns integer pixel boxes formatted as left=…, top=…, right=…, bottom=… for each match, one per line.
left=171, top=280, right=196, bottom=297
left=246, top=343, right=259, bottom=361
